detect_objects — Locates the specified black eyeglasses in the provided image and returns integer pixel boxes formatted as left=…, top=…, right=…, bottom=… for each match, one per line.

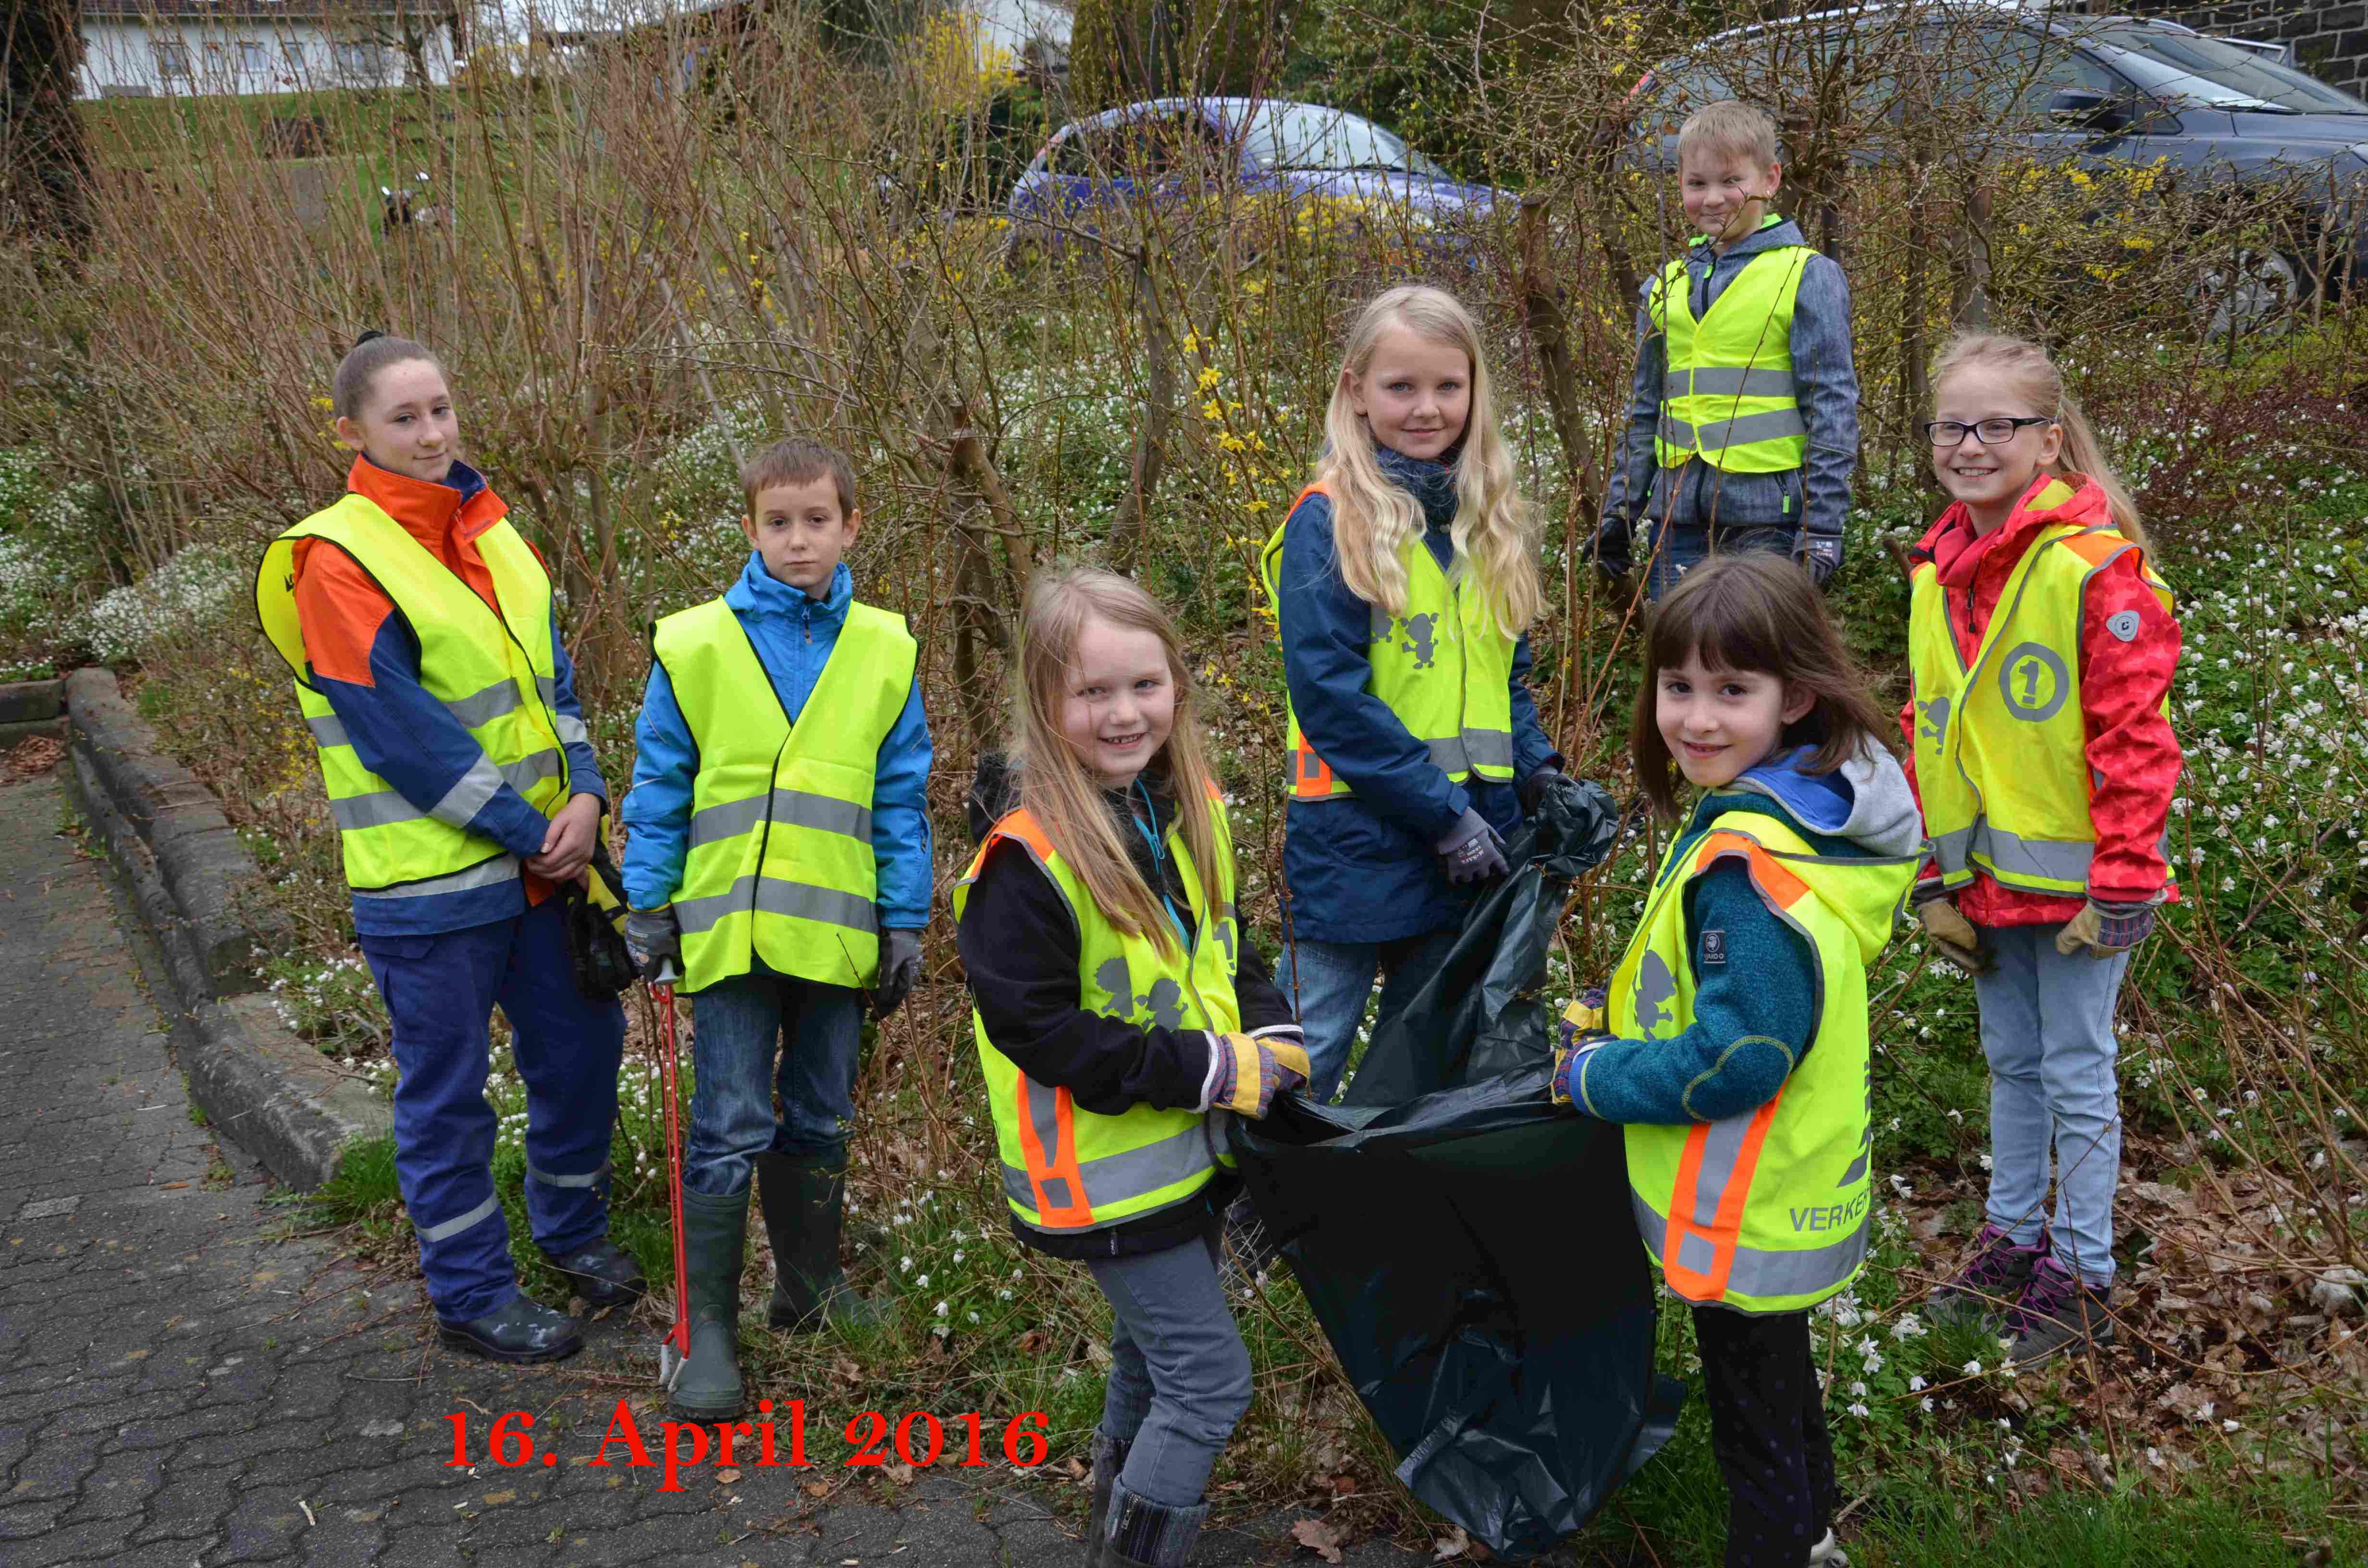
left=1923, top=416, right=2055, bottom=447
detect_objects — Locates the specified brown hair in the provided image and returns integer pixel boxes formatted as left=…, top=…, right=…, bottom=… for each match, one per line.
left=331, top=332, right=439, bottom=420
left=1930, top=332, right=2145, bottom=550
left=1678, top=99, right=1780, bottom=172
left=742, top=437, right=856, bottom=520
left=1009, top=568, right=1222, bottom=956
left=1630, top=554, right=1894, bottom=820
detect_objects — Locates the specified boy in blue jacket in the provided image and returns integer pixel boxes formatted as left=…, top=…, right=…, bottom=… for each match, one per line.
left=622, top=438, right=932, bottom=1421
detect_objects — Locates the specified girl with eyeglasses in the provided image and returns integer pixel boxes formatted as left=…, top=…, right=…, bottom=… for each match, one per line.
left=1902, top=332, right=2183, bottom=1368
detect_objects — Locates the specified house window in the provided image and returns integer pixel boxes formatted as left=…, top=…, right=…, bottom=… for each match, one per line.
left=283, top=39, right=306, bottom=75
left=239, top=40, right=267, bottom=72
left=153, top=39, right=190, bottom=77
left=334, top=40, right=387, bottom=82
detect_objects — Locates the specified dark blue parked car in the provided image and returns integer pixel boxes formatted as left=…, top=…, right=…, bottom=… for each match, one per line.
left=1003, top=97, right=1505, bottom=264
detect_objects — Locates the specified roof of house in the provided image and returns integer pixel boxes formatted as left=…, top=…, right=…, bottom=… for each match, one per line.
left=82, top=0, right=457, bottom=20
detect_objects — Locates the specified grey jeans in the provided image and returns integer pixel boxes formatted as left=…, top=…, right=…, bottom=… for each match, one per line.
left=1973, top=923, right=2132, bottom=1287
left=1085, top=1224, right=1254, bottom=1508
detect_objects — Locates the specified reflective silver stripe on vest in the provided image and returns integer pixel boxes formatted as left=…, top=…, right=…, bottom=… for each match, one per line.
left=1927, top=820, right=2093, bottom=886
left=331, top=750, right=563, bottom=831
left=416, top=1193, right=501, bottom=1244
left=526, top=1161, right=609, bottom=1189
left=1660, top=406, right=1809, bottom=449
left=1001, top=1126, right=1216, bottom=1228
left=553, top=712, right=590, bottom=747
left=361, top=855, right=523, bottom=899
left=673, top=874, right=879, bottom=937
left=688, top=790, right=876, bottom=851
left=1670, top=367, right=1798, bottom=400
left=1682, top=1111, right=1758, bottom=1237
left=444, top=678, right=527, bottom=729
left=1632, top=1191, right=1868, bottom=1299
left=1426, top=735, right=1471, bottom=774
left=308, top=713, right=350, bottom=747
left=1423, top=729, right=1514, bottom=777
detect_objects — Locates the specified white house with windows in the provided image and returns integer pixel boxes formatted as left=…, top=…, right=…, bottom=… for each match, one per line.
left=76, top=1, right=464, bottom=98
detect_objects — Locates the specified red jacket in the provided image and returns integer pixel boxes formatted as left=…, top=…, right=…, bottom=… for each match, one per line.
left=1899, top=474, right=2182, bottom=927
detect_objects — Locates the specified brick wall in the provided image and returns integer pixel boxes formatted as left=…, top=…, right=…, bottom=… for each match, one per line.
left=2122, top=2, right=2368, bottom=95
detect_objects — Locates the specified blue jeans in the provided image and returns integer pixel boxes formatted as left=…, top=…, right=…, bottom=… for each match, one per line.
left=1086, top=1225, right=1252, bottom=1508
left=685, top=963, right=863, bottom=1197
left=358, top=895, right=627, bottom=1323
left=1644, top=522, right=1797, bottom=601
left=1277, top=930, right=1459, bottom=1104
left=1973, top=923, right=2131, bottom=1287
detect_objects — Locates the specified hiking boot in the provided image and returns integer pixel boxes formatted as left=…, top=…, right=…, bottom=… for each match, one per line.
left=670, top=1188, right=748, bottom=1421
left=1103, top=1480, right=1209, bottom=1568
left=2007, top=1253, right=2115, bottom=1367
left=1083, top=1427, right=1130, bottom=1567
left=1926, top=1223, right=2046, bottom=1328
left=542, top=1237, right=647, bottom=1309
left=756, top=1149, right=883, bottom=1333
left=437, top=1294, right=583, bottom=1364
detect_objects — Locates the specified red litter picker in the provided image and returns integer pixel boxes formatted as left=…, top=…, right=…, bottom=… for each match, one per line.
left=649, top=959, right=691, bottom=1393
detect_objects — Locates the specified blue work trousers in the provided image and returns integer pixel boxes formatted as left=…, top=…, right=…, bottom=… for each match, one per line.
left=684, top=963, right=863, bottom=1196
left=358, top=894, right=627, bottom=1323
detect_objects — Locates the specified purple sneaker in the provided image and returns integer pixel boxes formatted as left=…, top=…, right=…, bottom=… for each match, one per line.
left=2007, top=1253, right=2115, bottom=1366
left=1927, top=1224, right=2047, bottom=1328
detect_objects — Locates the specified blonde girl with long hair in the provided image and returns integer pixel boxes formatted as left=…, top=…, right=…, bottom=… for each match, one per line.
left=1256, top=283, right=1564, bottom=1111
left=1905, top=332, right=2182, bottom=1368
left=952, top=569, right=1306, bottom=1568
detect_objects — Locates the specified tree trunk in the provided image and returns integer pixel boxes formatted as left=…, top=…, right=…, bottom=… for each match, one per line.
left=3, top=0, right=93, bottom=253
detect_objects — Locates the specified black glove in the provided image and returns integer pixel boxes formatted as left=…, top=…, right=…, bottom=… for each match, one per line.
left=1591, top=513, right=1634, bottom=583
left=625, top=906, right=683, bottom=985
left=874, top=927, right=923, bottom=1018
left=1798, top=536, right=1842, bottom=589
left=1434, top=807, right=1509, bottom=885
left=1517, top=766, right=1564, bottom=815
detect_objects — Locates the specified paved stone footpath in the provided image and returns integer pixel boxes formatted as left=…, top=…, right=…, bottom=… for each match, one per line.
left=0, top=770, right=1444, bottom=1567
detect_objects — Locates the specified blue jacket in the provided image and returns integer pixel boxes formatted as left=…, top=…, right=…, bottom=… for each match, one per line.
left=1272, top=447, right=1558, bottom=944
left=1568, top=742, right=1921, bottom=1124
left=301, top=459, right=608, bottom=938
left=621, top=555, right=935, bottom=928
left=1601, top=216, right=1860, bottom=550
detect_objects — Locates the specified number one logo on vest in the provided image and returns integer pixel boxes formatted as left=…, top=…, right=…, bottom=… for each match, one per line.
left=1996, top=641, right=2070, bottom=723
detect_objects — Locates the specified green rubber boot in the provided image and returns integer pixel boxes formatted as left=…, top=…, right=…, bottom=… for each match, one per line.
left=669, top=1187, right=747, bottom=1421
left=756, top=1149, right=882, bottom=1333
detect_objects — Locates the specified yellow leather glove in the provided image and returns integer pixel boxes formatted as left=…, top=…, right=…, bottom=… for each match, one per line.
left=2054, top=898, right=2158, bottom=959
left=1913, top=882, right=1994, bottom=977
left=1209, top=1032, right=1310, bottom=1120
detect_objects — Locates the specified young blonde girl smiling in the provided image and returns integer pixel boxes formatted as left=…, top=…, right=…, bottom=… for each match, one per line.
left=953, top=570, right=1306, bottom=1568
left=1258, top=284, right=1565, bottom=1109
left=1906, top=333, right=2182, bottom=1367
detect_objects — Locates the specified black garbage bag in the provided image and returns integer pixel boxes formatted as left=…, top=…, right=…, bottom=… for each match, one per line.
left=1228, top=779, right=1682, bottom=1558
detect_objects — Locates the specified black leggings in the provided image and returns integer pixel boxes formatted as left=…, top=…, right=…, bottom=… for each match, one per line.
left=1691, top=1305, right=1839, bottom=1568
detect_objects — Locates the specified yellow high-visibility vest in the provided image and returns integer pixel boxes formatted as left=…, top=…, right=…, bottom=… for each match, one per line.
left=652, top=596, right=915, bottom=993
left=255, top=494, right=568, bottom=899
left=1259, top=481, right=1515, bottom=801
left=1908, top=487, right=2173, bottom=897
left=950, top=795, right=1243, bottom=1234
left=1608, top=809, right=1913, bottom=1313
left=1652, top=228, right=1813, bottom=474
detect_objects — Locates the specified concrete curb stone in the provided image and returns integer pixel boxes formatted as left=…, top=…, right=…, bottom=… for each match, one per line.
left=64, top=666, right=387, bottom=1190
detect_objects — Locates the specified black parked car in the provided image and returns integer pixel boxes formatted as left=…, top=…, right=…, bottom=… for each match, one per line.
left=1631, top=2, right=2368, bottom=332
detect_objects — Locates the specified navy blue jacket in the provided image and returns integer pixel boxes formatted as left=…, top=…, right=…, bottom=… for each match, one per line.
left=1271, top=448, right=1557, bottom=944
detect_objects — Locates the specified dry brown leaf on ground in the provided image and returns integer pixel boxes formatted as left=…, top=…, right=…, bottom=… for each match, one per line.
left=1291, top=1516, right=1346, bottom=1563
left=5, top=735, right=62, bottom=780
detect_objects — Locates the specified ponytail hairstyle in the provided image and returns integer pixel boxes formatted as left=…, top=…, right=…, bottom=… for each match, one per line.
left=1930, top=332, right=2145, bottom=550
left=331, top=330, right=441, bottom=421
left=1315, top=284, right=1544, bottom=639
left=1008, top=568, right=1224, bottom=957
left=1630, top=554, right=1895, bottom=821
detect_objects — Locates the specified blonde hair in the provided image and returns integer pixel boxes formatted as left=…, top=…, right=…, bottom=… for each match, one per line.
left=1315, top=285, right=1543, bottom=639
left=1678, top=100, right=1780, bottom=172
left=1009, top=568, right=1225, bottom=957
left=1931, top=332, right=2145, bottom=549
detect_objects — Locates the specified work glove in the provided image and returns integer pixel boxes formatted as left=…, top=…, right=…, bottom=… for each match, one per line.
left=1590, top=513, right=1635, bottom=584
left=1517, top=766, right=1566, bottom=815
left=2054, top=897, right=2157, bottom=959
left=1797, top=536, right=1843, bottom=589
left=1435, top=807, right=1510, bottom=885
left=1550, top=987, right=1611, bottom=1110
left=1911, top=880, right=1993, bottom=977
left=1204, top=1030, right=1310, bottom=1120
left=624, top=906, right=682, bottom=984
left=874, top=927, right=923, bottom=1018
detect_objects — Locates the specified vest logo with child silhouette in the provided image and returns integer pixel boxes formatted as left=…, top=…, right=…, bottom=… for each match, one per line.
left=1092, top=956, right=1186, bottom=1032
